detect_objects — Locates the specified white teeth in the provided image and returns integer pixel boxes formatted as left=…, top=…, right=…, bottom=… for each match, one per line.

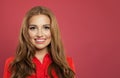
left=36, top=39, right=45, bottom=42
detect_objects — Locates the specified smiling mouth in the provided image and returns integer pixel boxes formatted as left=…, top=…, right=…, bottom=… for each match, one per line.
left=35, top=38, right=45, bottom=44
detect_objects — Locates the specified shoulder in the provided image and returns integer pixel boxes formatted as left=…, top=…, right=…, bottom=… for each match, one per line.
left=3, top=57, right=14, bottom=78
left=66, top=57, right=75, bottom=72
left=5, top=57, right=14, bottom=65
left=66, top=57, right=73, bottom=66
left=4, top=57, right=14, bottom=70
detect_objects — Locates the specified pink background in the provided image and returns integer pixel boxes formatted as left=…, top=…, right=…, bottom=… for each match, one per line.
left=0, top=0, right=120, bottom=78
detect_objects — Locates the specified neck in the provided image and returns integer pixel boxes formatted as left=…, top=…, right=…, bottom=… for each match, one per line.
left=35, top=48, right=48, bottom=63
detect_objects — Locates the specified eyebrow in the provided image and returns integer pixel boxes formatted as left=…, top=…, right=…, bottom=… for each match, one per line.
left=29, top=24, right=50, bottom=27
left=29, top=24, right=37, bottom=27
left=43, top=24, right=50, bottom=26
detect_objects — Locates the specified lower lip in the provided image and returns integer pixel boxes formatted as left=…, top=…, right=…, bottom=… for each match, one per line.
left=35, top=40, right=45, bottom=44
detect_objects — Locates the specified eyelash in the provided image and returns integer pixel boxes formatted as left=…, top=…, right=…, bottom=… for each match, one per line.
left=29, top=26, right=37, bottom=30
left=44, top=26, right=50, bottom=29
left=29, top=25, right=50, bottom=30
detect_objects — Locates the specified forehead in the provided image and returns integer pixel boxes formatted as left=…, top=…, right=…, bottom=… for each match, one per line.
left=29, top=14, right=50, bottom=25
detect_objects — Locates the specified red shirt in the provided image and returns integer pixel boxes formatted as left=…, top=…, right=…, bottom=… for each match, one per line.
left=3, top=54, right=75, bottom=78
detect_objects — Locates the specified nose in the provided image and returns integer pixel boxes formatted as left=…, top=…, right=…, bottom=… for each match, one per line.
left=36, top=28, right=43, bottom=37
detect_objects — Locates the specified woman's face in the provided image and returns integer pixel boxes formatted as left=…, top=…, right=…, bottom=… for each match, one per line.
left=28, top=14, right=51, bottom=50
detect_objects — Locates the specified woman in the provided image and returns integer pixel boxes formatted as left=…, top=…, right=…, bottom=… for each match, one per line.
left=3, top=6, right=75, bottom=78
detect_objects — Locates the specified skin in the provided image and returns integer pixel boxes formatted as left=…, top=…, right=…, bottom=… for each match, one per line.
left=28, top=14, right=51, bottom=63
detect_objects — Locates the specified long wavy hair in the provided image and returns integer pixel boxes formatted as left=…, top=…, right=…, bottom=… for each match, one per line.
left=9, top=6, right=75, bottom=78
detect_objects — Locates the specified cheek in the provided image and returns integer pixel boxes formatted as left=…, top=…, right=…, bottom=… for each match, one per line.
left=28, top=31, right=35, bottom=39
left=45, top=31, right=51, bottom=39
